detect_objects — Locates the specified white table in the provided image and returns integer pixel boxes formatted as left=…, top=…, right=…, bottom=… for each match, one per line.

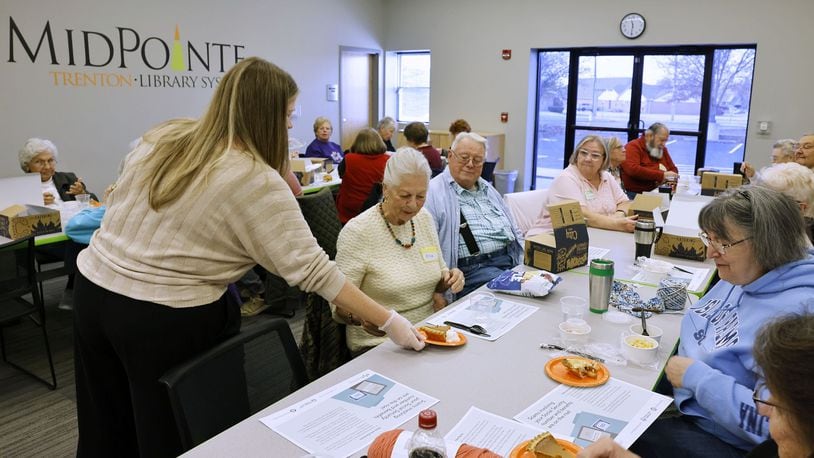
left=577, top=227, right=716, bottom=296
left=184, top=228, right=713, bottom=457
left=302, top=169, right=341, bottom=195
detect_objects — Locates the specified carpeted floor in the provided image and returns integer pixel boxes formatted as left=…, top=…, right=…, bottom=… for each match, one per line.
left=0, top=274, right=305, bottom=457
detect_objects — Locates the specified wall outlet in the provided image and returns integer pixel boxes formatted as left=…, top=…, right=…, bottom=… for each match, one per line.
left=757, top=120, right=771, bottom=135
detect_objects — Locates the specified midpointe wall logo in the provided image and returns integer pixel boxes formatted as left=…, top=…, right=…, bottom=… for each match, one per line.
left=6, top=16, right=246, bottom=89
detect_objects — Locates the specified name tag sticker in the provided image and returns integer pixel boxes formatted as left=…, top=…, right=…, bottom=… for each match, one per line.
left=420, top=246, right=439, bottom=262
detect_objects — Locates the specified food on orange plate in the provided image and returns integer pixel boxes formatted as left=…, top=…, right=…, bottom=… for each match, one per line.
left=526, top=432, right=576, bottom=458
left=561, top=358, right=598, bottom=379
left=419, top=324, right=450, bottom=342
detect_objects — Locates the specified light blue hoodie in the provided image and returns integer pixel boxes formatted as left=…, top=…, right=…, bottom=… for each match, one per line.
left=675, top=249, right=814, bottom=450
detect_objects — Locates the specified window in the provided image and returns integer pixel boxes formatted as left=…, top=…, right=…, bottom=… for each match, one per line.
left=533, top=46, right=756, bottom=188
left=396, top=51, right=431, bottom=123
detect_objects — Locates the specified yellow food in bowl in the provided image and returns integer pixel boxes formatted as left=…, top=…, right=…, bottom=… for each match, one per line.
left=626, top=337, right=656, bottom=349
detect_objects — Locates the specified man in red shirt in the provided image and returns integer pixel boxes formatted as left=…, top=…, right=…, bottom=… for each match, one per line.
left=621, top=122, right=679, bottom=195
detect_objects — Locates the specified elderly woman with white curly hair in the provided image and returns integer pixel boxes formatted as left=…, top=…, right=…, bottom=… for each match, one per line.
left=332, top=148, right=465, bottom=356
left=18, top=137, right=95, bottom=208
left=754, top=161, right=814, bottom=242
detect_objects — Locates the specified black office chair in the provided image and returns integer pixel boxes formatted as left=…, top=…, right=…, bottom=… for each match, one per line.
left=159, top=318, right=307, bottom=451
left=295, top=187, right=351, bottom=381
left=481, top=158, right=500, bottom=184
left=0, top=236, right=57, bottom=389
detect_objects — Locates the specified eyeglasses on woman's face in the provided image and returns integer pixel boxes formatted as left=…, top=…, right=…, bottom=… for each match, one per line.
left=698, top=231, right=751, bottom=255
left=578, top=149, right=604, bottom=161
left=752, top=381, right=781, bottom=413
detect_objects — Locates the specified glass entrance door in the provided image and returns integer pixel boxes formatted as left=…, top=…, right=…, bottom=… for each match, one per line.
left=572, top=55, right=636, bottom=162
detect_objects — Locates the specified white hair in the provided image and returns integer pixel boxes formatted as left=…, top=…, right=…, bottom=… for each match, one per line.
left=383, top=147, right=431, bottom=187
left=19, top=138, right=58, bottom=172
left=451, top=132, right=488, bottom=155
left=755, top=162, right=814, bottom=218
left=377, top=116, right=396, bottom=131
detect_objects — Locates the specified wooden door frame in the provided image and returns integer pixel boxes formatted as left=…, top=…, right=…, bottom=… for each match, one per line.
left=339, top=46, right=381, bottom=150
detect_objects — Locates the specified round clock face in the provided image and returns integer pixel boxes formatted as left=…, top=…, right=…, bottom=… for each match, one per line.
left=620, top=13, right=646, bottom=39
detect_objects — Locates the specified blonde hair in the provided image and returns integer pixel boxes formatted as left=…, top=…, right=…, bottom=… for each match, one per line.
left=138, top=57, right=298, bottom=210
left=313, top=117, right=331, bottom=134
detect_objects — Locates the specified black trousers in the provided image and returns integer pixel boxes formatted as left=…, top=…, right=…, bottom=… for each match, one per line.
left=73, top=271, right=240, bottom=457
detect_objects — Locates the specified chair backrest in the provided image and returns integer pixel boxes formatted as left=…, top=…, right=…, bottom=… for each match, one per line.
left=503, top=188, right=549, bottom=237
left=0, top=236, right=38, bottom=304
left=296, top=187, right=343, bottom=260
left=159, top=318, right=308, bottom=451
left=481, top=159, right=499, bottom=183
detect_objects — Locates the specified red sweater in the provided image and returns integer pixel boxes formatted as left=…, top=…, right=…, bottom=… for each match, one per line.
left=336, top=152, right=390, bottom=223
left=620, top=136, right=678, bottom=193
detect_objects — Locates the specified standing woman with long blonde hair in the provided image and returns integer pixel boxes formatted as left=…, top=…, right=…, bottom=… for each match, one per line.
left=74, top=57, right=424, bottom=457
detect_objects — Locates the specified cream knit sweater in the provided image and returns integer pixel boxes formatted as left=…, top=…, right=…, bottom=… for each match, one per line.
left=77, top=145, right=345, bottom=307
left=334, top=205, right=446, bottom=353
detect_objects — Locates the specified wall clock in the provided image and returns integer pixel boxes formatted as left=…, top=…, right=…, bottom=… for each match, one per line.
left=620, top=13, right=646, bottom=39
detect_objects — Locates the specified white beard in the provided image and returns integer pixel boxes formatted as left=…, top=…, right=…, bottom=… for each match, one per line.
left=648, top=146, right=663, bottom=159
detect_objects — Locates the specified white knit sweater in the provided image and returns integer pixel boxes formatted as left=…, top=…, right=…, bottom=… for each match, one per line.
left=334, top=206, right=446, bottom=353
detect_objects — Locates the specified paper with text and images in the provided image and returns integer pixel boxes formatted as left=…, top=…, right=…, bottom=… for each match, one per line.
left=427, top=296, right=538, bottom=341
left=260, top=370, right=438, bottom=457
left=444, top=406, right=577, bottom=456
left=514, top=377, right=672, bottom=449
left=588, top=246, right=611, bottom=261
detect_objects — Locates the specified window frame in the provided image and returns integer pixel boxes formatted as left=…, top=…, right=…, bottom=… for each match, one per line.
left=532, top=44, right=756, bottom=189
left=395, top=50, right=431, bottom=123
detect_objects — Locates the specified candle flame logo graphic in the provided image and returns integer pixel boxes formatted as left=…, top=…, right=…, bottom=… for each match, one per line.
left=170, top=24, right=185, bottom=71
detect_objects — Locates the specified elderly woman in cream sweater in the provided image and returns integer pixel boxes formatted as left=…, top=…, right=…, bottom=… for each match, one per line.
left=333, top=148, right=465, bottom=355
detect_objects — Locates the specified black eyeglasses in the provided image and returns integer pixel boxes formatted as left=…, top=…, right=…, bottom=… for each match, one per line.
left=752, top=381, right=780, bottom=410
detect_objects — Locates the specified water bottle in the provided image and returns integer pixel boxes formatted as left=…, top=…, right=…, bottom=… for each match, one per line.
left=408, top=409, right=446, bottom=458
left=589, top=259, right=614, bottom=314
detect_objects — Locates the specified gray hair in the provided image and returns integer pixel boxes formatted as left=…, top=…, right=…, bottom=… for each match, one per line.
left=647, top=122, right=670, bottom=136
left=698, top=186, right=810, bottom=272
left=19, top=138, right=58, bottom=172
left=772, top=139, right=797, bottom=161
left=383, top=147, right=431, bottom=187
left=568, top=135, right=610, bottom=170
left=312, top=116, right=331, bottom=133
left=451, top=132, right=488, bottom=155
left=377, top=116, right=396, bottom=131
left=754, top=162, right=814, bottom=218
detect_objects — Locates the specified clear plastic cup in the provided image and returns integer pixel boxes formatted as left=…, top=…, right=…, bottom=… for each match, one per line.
left=560, top=296, right=587, bottom=323
left=75, top=193, right=91, bottom=209
left=468, top=292, right=498, bottom=326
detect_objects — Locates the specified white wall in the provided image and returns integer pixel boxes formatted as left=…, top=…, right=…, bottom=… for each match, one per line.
left=0, top=0, right=384, bottom=191
left=382, top=0, right=814, bottom=189
left=4, top=0, right=812, bottom=193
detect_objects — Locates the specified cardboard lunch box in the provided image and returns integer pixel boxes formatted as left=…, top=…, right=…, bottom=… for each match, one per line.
left=524, top=200, right=589, bottom=273
left=0, top=204, right=62, bottom=239
left=628, top=193, right=669, bottom=221
left=290, top=158, right=325, bottom=186
left=700, top=172, right=742, bottom=196
left=653, top=194, right=713, bottom=261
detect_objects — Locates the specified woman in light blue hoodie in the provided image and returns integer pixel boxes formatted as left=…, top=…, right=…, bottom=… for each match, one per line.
left=631, top=186, right=814, bottom=458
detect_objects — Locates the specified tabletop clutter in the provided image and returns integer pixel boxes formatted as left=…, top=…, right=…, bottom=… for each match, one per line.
left=248, top=196, right=710, bottom=457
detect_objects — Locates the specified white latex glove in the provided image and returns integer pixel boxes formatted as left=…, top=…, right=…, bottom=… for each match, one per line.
left=379, top=310, right=425, bottom=351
